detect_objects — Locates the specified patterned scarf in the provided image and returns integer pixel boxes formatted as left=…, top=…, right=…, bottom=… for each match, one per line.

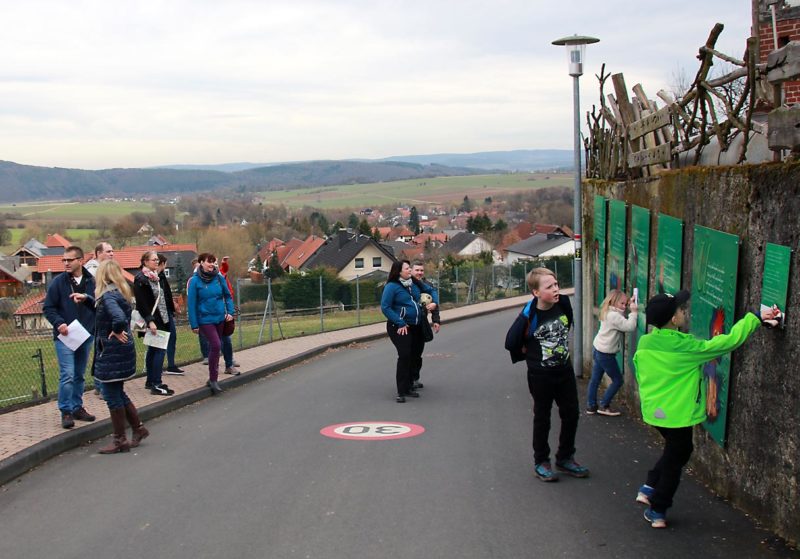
left=142, top=267, right=168, bottom=322
left=198, top=266, right=219, bottom=284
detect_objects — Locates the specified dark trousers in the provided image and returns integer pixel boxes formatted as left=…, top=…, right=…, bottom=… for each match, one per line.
left=527, top=368, right=580, bottom=465
left=387, top=322, right=424, bottom=395
left=647, top=426, right=694, bottom=513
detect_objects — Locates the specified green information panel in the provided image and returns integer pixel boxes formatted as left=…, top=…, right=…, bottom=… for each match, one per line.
left=690, top=225, right=740, bottom=447
left=593, top=195, right=607, bottom=307
left=761, top=243, right=791, bottom=320
left=607, top=200, right=627, bottom=293
left=655, top=214, right=683, bottom=295
left=628, top=206, right=650, bottom=371
left=607, top=200, right=627, bottom=371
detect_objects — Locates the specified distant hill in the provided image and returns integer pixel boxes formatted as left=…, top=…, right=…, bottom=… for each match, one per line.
left=0, top=159, right=496, bottom=203
left=155, top=149, right=573, bottom=173
left=375, top=149, right=574, bottom=172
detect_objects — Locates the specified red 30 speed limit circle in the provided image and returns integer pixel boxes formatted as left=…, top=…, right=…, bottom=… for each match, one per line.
left=320, top=422, right=425, bottom=440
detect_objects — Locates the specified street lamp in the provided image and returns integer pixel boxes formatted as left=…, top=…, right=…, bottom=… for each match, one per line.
left=551, top=34, right=599, bottom=378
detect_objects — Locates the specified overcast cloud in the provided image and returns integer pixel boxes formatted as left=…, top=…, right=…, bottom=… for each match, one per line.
left=0, top=0, right=752, bottom=169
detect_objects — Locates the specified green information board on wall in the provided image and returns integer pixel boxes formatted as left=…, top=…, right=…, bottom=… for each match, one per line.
left=690, top=225, right=740, bottom=447
left=761, top=243, right=791, bottom=321
left=628, top=206, right=650, bottom=371
left=655, top=214, right=683, bottom=295
left=607, top=200, right=627, bottom=293
left=594, top=195, right=607, bottom=307
left=608, top=200, right=627, bottom=371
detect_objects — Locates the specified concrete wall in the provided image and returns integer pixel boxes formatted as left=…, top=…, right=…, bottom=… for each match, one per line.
left=582, top=162, right=800, bottom=544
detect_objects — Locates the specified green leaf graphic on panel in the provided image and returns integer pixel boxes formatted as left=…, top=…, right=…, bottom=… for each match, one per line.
left=594, top=195, right=607, bottom=307
left=655, top=214, right=683, bottom=295
left=690, top=225, right=739, bottom=447
left=628, top=206, right=650, bottom=372
left=761, top=243, right=791, bottom=318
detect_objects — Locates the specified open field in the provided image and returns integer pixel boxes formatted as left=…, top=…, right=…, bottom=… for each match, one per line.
left=255, top=172, right=572, bottom=209
left=0, top=200, right=154, bottom=222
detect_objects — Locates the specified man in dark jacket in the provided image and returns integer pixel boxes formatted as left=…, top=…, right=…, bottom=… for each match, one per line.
left=43, top=246, right=97, bottom=429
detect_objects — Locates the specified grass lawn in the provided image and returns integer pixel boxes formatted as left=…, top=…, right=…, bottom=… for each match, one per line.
left=255, top=172, right=572, bottom=209
left=0, top=308, right=386, bottom=408
left=0, top=200, right=154, bottom=221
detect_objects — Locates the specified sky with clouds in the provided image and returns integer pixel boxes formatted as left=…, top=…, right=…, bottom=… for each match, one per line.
left=0, top=0, right=753, bottom=169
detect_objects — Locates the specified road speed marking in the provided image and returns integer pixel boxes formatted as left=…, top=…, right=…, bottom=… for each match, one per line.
left=320, top=422, right=425, bottom=440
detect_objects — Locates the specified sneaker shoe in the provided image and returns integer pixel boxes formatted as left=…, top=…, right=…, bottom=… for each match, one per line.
left=556, top=458, right=590, bottom=478
left=405, top=390, right=420, bottom=398
left=73, top=407, right=96, bottom=422
left=534, top=462, right=559, bottom=482
left=150, top=384, right=175, bottom=396
left=224, top=366, right=241, bottom=376
left=597, top=406, right=622, bottom=417
left=636, top=484, right=654, bottom=505
left=202, top=357, right=209, bottom=365
left=231, top=360, right=240, bottom=367
left=412, top=381, right=424, bottom=390
left=643, top=507, right=667, bottom=529
left=165, top=366, right=185, bottom=375
left=396, top=395, right=406, bottom=403
left=586, top=405, right=598, bottom=415
left=61, top=413, right=75, bottom=429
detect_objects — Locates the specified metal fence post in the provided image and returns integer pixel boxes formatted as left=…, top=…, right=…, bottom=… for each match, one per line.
left=455, top=267, right=459, bottom=306
left=319, top=275, right=324, bottom=332
left=523, top=261, right=528, bottom=295
left=356, top=274, right=361, bottom=326
left=33, top=349, right=46, bottom=398
left=236, top=278, right=243, bottom=350
left=268, top=277, right=274, bottom=342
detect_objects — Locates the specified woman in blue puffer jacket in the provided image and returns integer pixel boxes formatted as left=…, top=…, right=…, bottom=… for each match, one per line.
left=381, top=259, right=426, bottom=403
left=187, top=252, right=235, bottom=395
left=93, top=259, right=149, bottom=454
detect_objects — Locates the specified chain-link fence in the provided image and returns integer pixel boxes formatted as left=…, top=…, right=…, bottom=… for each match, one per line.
left=0, top=257, right=573, bottom=412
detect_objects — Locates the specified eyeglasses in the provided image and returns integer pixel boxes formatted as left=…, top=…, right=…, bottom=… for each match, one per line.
left=61, top=258, right=78, bottom=263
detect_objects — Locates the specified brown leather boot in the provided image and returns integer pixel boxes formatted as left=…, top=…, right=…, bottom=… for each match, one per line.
left=124, top=402, right=149, bottom=448
left=99, top=408, right=130, bottom=454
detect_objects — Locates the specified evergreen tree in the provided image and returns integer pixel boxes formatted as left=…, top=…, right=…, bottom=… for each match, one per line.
left=347, top=213, right=359, bottom=230
left=358, top=218, right=372, bottom=237
left=174, top=257, right=187, bottom=295
left=460, top=195, right=472, bottom=213
left=409, top=206, right=420, bottom=235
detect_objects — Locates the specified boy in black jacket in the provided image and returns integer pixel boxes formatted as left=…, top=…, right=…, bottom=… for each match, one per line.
left=505, top=268, right=589, bottom=482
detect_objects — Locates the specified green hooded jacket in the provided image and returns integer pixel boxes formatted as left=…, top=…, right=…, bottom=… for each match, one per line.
left=632, top=313, right=761, bottom=428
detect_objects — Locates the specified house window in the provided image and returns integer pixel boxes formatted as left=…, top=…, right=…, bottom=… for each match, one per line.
left=355, top=258, right=364, bottom=269
left=372, top=257, right=382, bottom=268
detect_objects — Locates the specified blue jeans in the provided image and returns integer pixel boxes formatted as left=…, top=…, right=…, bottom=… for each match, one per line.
left=587, top=348, right=623, bottom=408
left=55, top=336, right=94, bottom=414
left=99, top=381, right=131, bottom=411
left=199, top=331, right=234, bottom=367
left=145, top=346, right=166, bottom=386
left=166, top=314, right=178, bottom=368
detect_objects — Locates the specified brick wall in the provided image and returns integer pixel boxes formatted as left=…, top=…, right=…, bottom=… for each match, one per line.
left=760, top=18, right=800, bottom=104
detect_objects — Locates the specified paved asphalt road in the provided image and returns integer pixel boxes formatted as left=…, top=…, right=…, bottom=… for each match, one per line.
left=0, top=310, right=795, bottom=559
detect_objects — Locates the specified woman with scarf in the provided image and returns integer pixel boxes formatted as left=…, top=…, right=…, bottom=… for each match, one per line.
left=133, top=250, right=174, bottom=396
left=93, top=259, right=149, bottom=453
left=187, top=252, right=235, bottom=395
left=381, top=259, right=426, bottom=403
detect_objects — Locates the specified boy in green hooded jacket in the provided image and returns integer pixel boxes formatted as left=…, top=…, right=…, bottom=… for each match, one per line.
left=632, top=290, right=779, bottom=528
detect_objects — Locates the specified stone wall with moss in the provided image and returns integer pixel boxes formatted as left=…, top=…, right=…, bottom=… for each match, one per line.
left=582, top=162, right=800, bottom=544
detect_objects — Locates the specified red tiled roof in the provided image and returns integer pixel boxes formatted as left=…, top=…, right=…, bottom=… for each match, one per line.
left=36, top=243, right=197, bottom=273
left=45, top=234, right=72, bottom=248
left=412, top=233, right=448, bottom=246
left=284, top=236, right=325, bottom=270
left=14, top=293, right=46, bottom=316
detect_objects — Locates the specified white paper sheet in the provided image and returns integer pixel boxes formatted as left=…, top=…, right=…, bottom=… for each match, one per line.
left=143, top=330, right=171, bottom=349
left=57, top=319, right=91, bottom=351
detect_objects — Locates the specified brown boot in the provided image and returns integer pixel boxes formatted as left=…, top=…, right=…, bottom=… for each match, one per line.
left=124, top=402, right=149, bottom=448
left=99, top=408, right=130, bottom=454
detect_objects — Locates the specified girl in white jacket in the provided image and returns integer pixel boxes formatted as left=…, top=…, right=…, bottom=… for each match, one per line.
left=587, top=289, right=637, bottom=416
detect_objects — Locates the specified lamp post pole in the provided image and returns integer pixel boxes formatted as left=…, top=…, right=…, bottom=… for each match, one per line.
left=552, top=34, right=599, bottom=378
